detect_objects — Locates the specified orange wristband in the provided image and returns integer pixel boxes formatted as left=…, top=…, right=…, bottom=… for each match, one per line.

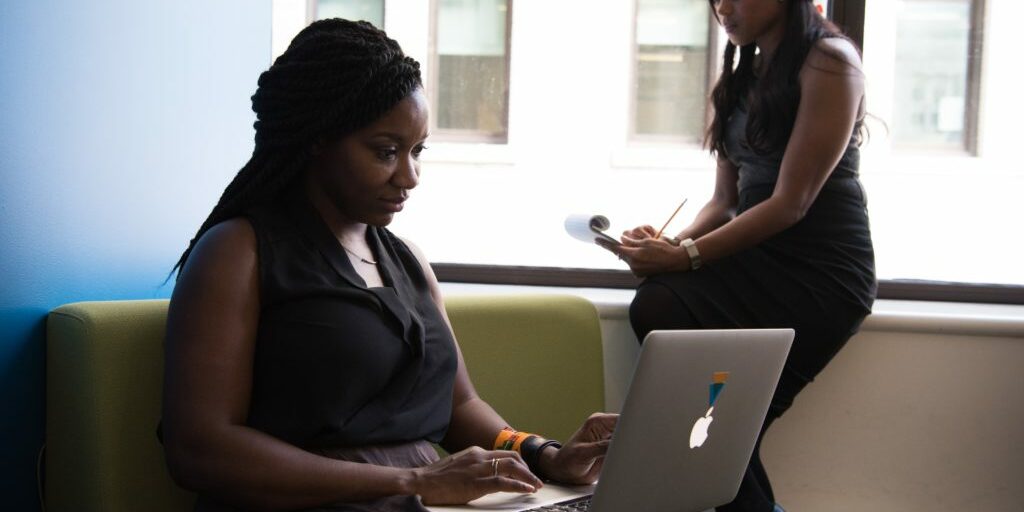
left=493, top=427, right=538, bottom=452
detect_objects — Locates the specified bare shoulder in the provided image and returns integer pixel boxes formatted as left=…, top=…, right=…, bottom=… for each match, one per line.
left=185, top=219, right=257, bottom=271
left=398, top=236, right=437, bottom=281
left=166, top=216, right=261, bottom=377
left=174, top=218, right=259, bottom=297
left=398, top=235, right=428, bottom=265
left=804, top=36, right=863, bottom=75
left=398, top=235, right=446, bottom=303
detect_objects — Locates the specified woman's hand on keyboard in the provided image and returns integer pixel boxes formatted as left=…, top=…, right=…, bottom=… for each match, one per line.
left=538, top=413, right=618, bottom=484
left=411, top=446, right=543, bottom=505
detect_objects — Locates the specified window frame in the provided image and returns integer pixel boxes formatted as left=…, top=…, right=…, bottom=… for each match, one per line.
left=427, top=0, right=514, bottom=144
left=432, top=263, right=1024, bottom=305
left=963, top=0, right=986, bottom=155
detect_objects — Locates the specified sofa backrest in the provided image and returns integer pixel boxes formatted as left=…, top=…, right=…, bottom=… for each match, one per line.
left=45, top=294, right=604, bottom=511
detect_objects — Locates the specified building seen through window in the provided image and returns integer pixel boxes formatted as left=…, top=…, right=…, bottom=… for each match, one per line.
left=633, top=0, right=711, bottom=142
left=892, top=0, right=975, bottom=151
left=432, top=0, right=511, bottom=141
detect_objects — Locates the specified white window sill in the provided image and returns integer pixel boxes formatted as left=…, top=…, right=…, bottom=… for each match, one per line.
left=439, top=282, right=1024, bottom=338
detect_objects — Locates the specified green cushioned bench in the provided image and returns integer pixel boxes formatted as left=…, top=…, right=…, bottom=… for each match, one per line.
left=45, top=294, right=605, bottom=512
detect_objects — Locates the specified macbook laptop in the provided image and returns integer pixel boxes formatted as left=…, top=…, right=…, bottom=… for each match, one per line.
left=427, top=328, right=794, bottom=512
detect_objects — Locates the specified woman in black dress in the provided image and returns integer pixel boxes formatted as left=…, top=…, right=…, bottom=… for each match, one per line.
left=161, top=19, right=614, bottom=511
left=601, top=1, right=876, bottom=511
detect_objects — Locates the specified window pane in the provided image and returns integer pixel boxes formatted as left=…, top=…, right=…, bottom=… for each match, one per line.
left=856, top=0, right=1023, bottom=285
left=892, top=0, right=971, bottom=149
left=634, top=0, right=710, bottom=140
left=317, top=0, right=384, bottom=28
left=435, top=0, right=509, bottom=137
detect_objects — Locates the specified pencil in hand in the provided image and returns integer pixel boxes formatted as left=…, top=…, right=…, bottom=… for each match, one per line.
left=654, top=198, right=688, bottom=240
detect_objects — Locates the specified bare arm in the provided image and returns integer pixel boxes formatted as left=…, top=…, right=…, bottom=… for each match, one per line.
left=162, top=220, right=416, bottom=511
left=674, top=157, right=740, bottom=241
left=608, top=39, right=864, bottom=274
left=692, top=39, right=864, bottom=263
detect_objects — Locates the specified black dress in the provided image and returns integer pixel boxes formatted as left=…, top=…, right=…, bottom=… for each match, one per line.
left=629, top=99, right=876, bottom=512
left=195, top=188, right=458, bottom=512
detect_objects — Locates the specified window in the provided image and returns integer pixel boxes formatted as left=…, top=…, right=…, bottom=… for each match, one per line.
left=312, top=0, right=384, bottom=27
left=271, top=0, right=1024, bottom=294
left=429, top=0, right=511, bottom=142
left=271, top=0, right=388, bottom=60
left=632, top=0, right=712, bottom=143
left=856, top=0, right=1021, bottom=287
left=889, top=0, right=982, bottom=152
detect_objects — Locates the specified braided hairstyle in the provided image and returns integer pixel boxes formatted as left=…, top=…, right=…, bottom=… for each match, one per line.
left=705, top=0, right=860, bottom=156
left=171, top=19, right=422, bottom=276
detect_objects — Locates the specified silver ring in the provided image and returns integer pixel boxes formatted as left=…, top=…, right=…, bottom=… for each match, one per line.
left=491, top=457, right=499, bottom=477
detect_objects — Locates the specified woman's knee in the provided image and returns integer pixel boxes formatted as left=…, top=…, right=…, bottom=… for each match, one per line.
left=629, top=282, right=699, bottom=341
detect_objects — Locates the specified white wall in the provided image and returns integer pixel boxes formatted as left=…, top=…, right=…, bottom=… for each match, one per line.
left=762, top=326, right=1024, bottom=511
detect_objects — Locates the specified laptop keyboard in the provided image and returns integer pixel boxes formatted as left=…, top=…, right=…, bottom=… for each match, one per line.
left=521, top=495, right=592, bottom=511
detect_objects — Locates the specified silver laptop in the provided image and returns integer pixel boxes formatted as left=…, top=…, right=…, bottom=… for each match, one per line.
left=427, top=328, right=794, bottom=512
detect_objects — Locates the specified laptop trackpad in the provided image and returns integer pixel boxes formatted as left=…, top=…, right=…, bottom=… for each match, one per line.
left=425, top=483, right=594, bottom=511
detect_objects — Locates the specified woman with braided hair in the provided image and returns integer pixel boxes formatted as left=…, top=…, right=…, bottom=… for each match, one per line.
left=601, top=1, right=875, bottom=511
left=161, top=19, right=614, bottom=511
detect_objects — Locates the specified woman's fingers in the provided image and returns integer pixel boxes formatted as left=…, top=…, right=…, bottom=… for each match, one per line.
left=622, top=225, right=657, bottom=239
left=488, top=454, right=542, bottom=488
left=418, top=449, right=541, bottom=505
left=485, top=457, right=540, bottom=493
left=580, top=413, right=618, bottom=436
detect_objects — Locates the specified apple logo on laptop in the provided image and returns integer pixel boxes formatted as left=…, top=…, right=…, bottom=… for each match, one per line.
left=689, top=371, right=729, bottom=449
left=689, top=407, right=714, bottom=448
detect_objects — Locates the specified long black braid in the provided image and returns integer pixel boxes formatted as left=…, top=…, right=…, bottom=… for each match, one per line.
left=170, top=19, right=422, bottom=277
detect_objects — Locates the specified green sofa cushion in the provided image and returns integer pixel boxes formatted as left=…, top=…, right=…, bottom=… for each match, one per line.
left=46, top=300, right=193, bottom=512
left=444, top=294, right=605, bottom=443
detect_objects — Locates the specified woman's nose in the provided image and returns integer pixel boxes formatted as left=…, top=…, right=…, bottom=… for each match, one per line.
left=716, top=0, right=732, bottom=17
left=393, top=156, right=419, bottom=190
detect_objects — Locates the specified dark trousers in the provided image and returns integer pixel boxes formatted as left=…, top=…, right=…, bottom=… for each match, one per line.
left=629, top=278, right=867, bottom=512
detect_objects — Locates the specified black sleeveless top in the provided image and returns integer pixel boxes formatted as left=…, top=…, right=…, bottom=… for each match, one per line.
left=241, top=189, right=458, bottom=451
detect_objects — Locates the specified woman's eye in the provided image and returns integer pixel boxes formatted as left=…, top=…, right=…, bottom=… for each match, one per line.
left=412, top=144, right=428, bottom=158
left=376, top=147, right=398, bottom=160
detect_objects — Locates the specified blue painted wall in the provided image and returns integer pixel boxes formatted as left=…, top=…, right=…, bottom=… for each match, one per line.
left=0, top=2, right=271, bottom=508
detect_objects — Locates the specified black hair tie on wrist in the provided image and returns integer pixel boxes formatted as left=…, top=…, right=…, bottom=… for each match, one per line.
left=521, top=436, right=563, bottom=480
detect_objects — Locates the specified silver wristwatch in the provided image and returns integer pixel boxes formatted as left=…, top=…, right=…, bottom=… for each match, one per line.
left=679, top=238, right=702, bottom=270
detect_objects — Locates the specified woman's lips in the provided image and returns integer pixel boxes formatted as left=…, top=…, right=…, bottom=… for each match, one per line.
left=381, top=197, right=406, bottom=212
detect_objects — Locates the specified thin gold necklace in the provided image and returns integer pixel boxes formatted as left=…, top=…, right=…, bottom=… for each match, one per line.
left=341, top=245, right=377, bottom=265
